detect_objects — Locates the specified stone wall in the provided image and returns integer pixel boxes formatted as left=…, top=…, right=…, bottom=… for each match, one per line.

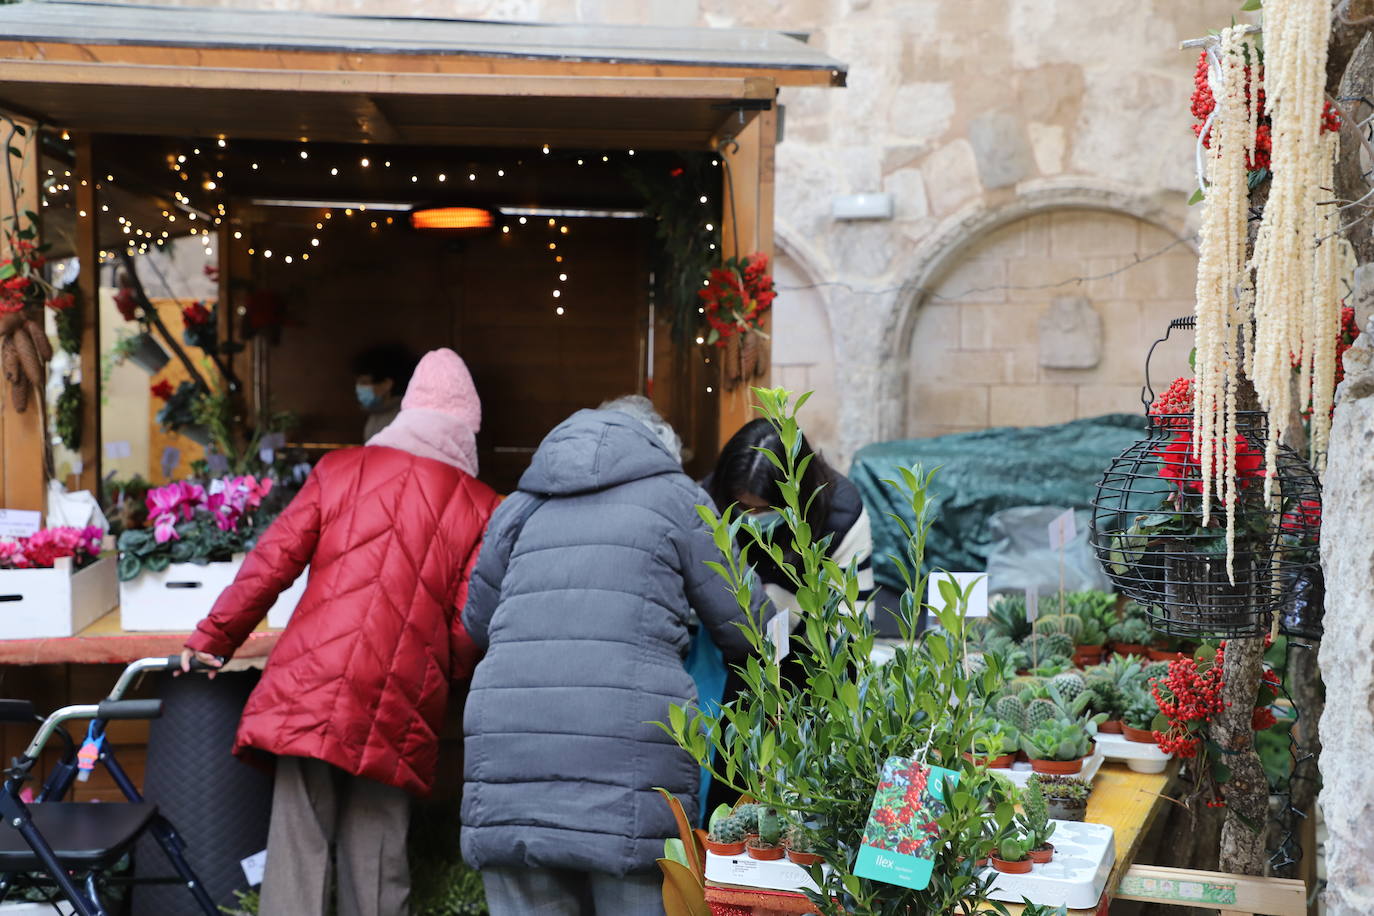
left=140, top=0, right=1248, bottom=465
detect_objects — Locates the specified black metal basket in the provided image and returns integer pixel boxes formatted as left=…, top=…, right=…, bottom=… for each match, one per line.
left=1089, top=319, right=1322, bottom=639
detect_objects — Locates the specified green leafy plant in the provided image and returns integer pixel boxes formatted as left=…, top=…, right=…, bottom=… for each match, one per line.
left=994, top=836, right=1031, bottom=863
left=986, top=593, right=1033, bottom=642
left=972, top=718, right=1018, bottom=759
left=219, top=888, right=259, bottom=916
left=1020, top=718, right=1093, bottom=763
left=1020, top=903, right=1069, bottom=916
left=1122, top=687, right=1160, bottom=731
left=1108, top=617, right=1152, bottom=646
left=409, top=799, right=489, bottom=916
left=1084, top=679, right=1125, bottom=722
left=660, top=388, right=1018, bottom=916
left=1018, top=780, right=1055, bottom=852
left=1027, top=774, right=1091, bottom=804
left=55, top=378, right=83, bottom=451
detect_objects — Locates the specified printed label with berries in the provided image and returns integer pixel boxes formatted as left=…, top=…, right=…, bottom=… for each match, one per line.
left=853, top=757, right=958, bottom=891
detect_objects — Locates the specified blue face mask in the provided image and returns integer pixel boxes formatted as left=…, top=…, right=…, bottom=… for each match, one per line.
left=355, top=385, right=380, bottom=409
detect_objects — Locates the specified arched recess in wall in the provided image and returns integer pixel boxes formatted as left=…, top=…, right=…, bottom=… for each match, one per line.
left=770, top=233, right=841, bottom=461
left=879, top=183, right=1199, bottom=442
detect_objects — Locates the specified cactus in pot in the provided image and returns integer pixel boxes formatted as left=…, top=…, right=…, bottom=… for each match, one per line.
left=705, top=816, right=748, bottom=855
left=747, top=807, right=785, bottom=860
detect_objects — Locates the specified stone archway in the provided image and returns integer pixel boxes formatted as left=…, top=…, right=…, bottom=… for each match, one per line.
left=880, top=183, right=1199, bottom=440
left=770, top=240, right=841, bottom=460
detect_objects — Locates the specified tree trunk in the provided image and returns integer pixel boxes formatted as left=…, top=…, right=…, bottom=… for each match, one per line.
left=1217, top=636, right=1269, bottom=875
left=1279, top=641, right=1323, bottom=879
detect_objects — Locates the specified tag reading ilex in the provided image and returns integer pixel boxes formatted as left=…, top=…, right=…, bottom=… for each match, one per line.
left=853, top=757, right=958, bottom=891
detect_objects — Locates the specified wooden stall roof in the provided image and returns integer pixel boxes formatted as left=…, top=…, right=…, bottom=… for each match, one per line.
left=0, top=1, right=844, bottom=148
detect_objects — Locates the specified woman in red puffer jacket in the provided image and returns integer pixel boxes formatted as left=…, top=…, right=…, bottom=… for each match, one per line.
left=181, top=348, right=499, bottom=916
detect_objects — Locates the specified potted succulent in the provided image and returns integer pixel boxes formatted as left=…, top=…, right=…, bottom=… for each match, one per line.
left=989, top=835, right=1033, bottom=874
left=1021, top=717, right=1095, bottom=775
left=746, top=807, right=784, bottom=861
left=1085, top=679, right=1125, bottom=734
left=1108, top=617, right=1152, bottom=657
left=966, top=718, right=1017, bottom=769
left=1121, top=688, right=1160, bottom=745
left=704, top=816, right=747, bottom=856
left=1019, top=780, right=1056, bottom=864
left=1029, top=774, right=1091, bottom=822
left=784, top=823, right=823, bottom=867
left=731, top=803, right=760, bottom=840
left=1021, top=904, right=1070, bottom=916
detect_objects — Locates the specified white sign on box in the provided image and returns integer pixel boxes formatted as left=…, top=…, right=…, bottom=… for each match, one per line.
left=0, top=509, right=41, bottom=539
left=927, top=572, right=988, bottom=617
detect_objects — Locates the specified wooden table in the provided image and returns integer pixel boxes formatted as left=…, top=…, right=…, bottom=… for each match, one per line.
left=0, top=609, right=282, bottom=665
left=705, top=762, right=1175, bottom=915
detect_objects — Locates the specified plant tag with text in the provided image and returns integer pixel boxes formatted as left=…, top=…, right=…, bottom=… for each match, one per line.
left=1047, top=508, right=1077, bottom=551
left=854, top=757, right=958, bottom=891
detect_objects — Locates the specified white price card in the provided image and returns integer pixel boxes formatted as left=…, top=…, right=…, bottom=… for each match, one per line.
left=768, top=610, right=791, bottom=664
left=1047, top=508, right=1078, bottom=551
left=0, top=509, right=41, bottom=539
left=104, top=440, right=132, bottom=460
left=1024, top=588, right=1039, bottom=622
left=927, top=572, right=989, bottom=617
left=240, top=849, right=267, bottom=887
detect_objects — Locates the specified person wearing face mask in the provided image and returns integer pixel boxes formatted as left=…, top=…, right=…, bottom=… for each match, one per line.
left=698, top=418, right=874, bottom=811
left=351, top=344, right=416, bottom=441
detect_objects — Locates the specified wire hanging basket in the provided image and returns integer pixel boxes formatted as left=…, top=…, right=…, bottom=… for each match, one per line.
left=1089, top=318, right=1322, bottom=639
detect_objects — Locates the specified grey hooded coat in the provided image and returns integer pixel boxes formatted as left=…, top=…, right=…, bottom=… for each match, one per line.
left=460, top=409, right=754, bottom=876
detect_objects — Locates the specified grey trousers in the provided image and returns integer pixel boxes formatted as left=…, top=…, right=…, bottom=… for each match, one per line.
left=481, top=865, right=665, bottom=916
left=259, top=756, right=411, bottom=916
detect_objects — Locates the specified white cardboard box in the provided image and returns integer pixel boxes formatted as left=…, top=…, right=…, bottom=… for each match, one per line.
left=0, top=554, right=118, bottom=639
left=119, top=555, right=306, bottom=632
left=983, top=819, right=1116, bottom=909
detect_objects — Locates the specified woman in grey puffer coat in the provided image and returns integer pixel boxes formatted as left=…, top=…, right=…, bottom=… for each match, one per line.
left=461, top=397, right=754, bottom=915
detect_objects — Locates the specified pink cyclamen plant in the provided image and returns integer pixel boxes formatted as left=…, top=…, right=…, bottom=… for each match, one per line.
left=0, top=526, right=105, bottom=569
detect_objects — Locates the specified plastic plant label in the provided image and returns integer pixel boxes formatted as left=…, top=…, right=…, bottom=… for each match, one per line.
left=1047, top=508, right=1077, bottom=551
left=0, top=509, right=40, bottom=538
left=240, top=849, right=267, bottom=887
left=768, top=610, right=790, bottom=664
left=1024, top=588, right=1038, bottom=622
left=926, top=572, right=988, bottom=617
left=854, top=757, right=958, bottom=891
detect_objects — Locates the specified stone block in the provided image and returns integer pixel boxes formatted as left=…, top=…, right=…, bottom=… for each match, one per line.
left=968, top=110, right=1036, bottom=190
left=907, top=303, right=961, bottom=349
left=933, top=256, right=1007, bottom=304
left=1123, top=253, right=1198, bottom=301
left=961, top=303, right=1042, bottom=351
left=1005, top=256, right=1082, bottom=302
left=921, top=139, right=981, bottom=216
left=909, top=383, right=990, bottom=428
left=882, top=167, right=930, bottom=221
left=1028, top=122, right=1065, bottom=175
left=910, top=343, right=1013, bottom=386
left=988, top=384, right=1076, bottom=427
left=1049, top=210, right=1141, bottom=259
left=888, top=82, right=956, bottom=146
left=1075, top=384, right=1146, bottom=419
left=1037, top=295, right=1102, bottom=369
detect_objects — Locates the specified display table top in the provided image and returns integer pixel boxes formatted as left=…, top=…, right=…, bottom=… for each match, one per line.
left=704, top=762, right=1174, bottom=915
left=0, top=609, right=281, bottom=665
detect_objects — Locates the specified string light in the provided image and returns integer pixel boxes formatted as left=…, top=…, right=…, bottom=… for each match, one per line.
left=556, top=306, right=564, bottom=316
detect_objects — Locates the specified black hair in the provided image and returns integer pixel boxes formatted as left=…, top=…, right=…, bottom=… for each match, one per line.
left=707, top=419, right=834, bottom=584
left=351, top=344, right=418, bottom=395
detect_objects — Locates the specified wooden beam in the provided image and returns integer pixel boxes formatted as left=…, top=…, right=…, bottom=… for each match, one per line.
left=1115, top=864, right=1307, bottom=916
left=714, top=104, right=777, bottom=452
left=73, top=132, right=101, bottom=493
left=0, top=118, right=47, bottom=514
left=356, top=96, right=400, bottom=144
left=0, top=41, right=843, bottom=88
left=0, top=60, right=777, bottom=101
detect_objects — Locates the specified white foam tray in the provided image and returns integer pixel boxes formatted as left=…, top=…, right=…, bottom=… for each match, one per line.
left=983, top=819, right=1116, bottom=909
left=1095, top=732, right=1172, bottom=774
left=988, top=745, right=1105, bottom=788
left=704, top=851, right=825, bottom=893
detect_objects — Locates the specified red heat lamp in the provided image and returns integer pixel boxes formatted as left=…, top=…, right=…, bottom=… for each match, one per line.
left=409, top=207, right=494, bottom=232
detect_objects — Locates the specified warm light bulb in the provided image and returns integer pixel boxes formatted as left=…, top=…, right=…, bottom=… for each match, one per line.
left=498, top=169, right=505, bottom=177
left=559, top=273, right=567, bottom=281
left=264, top=249, right=272, bottom=258
left=300, top=150, right=309, bottom=159
left=556, top=306, right=565, bottom=316
left=553, top=290, right=561, bottom=298
left=361, top=157, right=370, bottom=167
left=518, top=217, right=527, bottom=225
left=330, top=168, right=338, bottom=176
left=311, top=238, right=319, bottom=246
left=542, top=144, right=550, bottom=154
left=217, top=138, right=227, bottom=147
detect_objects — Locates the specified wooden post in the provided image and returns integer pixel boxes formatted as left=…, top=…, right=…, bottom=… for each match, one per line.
left=73, top=132, right=101, bottom=493
left=715, top=104, right=777, bottom=452
left=0, top=118, right=48, bottom=514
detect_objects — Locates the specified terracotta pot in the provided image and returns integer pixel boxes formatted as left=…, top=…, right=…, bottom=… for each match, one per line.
left=1113, top=643, right=1148, bottom=657
left=704, top=838, right=747, bottom=857
left=746, top=841, right=785, bottom=861
left=1074, top=645, right=1105, bottom=666
left=991, top=856, right=1033, bottom=874
left=1029, top=756, right=1085, bottom=775
left=1148, top=648, right=1187, bottom=662
left=975, top=857, right=989, bottom=868
left=1122, top=724, right=1158, bottom=744
left=1045, top=798, right=1087, bottom=822
left=1028, top=844, right=1055, bottom=864
left=1098, top=719, right=1123, bottom=735
left=963, top=752, right=1015, bottom=769
left=786, top=848, right=824, bottom=866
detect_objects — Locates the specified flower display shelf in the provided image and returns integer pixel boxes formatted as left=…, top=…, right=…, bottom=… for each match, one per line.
left=1094, top=733, right=1172, bottom=774
left=0, top=555, right=118, bottom=640
left=992, top=746, right=1105, bottom=788
left=704, top=851, right=826, bottom=895
left=982, top=819, right=1116, bottom=909
left=120, top=556, right=306, bottom=632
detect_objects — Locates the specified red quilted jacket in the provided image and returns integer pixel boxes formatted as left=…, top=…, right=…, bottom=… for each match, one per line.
left=185, top=445, right=500, bottom=795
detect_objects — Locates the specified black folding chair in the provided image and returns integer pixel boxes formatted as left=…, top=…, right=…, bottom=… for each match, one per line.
left=0, top=656, right=219, bottom=916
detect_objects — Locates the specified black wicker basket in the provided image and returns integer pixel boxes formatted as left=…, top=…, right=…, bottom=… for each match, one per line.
left=1089, top=319, right=1322, bottom=639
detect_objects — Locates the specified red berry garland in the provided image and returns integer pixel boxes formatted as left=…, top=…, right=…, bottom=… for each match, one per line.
left=699, top=253, right=775, bottom=347
left=1150, top=376, right=1195, bottom=430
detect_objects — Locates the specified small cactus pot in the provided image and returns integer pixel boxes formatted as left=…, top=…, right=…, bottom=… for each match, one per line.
left=786, top=848, right=824, bottom=866
left=1073, top=644, right=1105, bottom=666
left=1029, top=756, right=1086, bottom=775
left=1029, top=844, right=1055, bottom=864
left=963, top=752, right=1015, bottom=769
left=1113, top=643, right=1148, bottom=657
left=990, top=855, right=1032, bottom=874
left=1148, top=647, right=1188, bottom=662
left=1098, top=719, right=1124, bottom=735
left=704, top=838, right=747, bottom=856
left=1122, top=724, right=1157, bottom=744
left=1046, top=797, right=1088, bottom=822
left=746, top=840, right=785, bottom=861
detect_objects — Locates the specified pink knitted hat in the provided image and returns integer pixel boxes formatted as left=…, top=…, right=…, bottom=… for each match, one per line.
left=402, top=348, right=481, bottom=431
left=367, top=348, right=481, bottom=475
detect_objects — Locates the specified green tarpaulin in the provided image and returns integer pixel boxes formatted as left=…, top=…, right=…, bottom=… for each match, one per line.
left=850, top=414, right=1146, bottom=590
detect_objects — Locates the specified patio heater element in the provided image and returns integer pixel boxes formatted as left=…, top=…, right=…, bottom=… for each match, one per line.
left=410, top=207, right=494, bottom=232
